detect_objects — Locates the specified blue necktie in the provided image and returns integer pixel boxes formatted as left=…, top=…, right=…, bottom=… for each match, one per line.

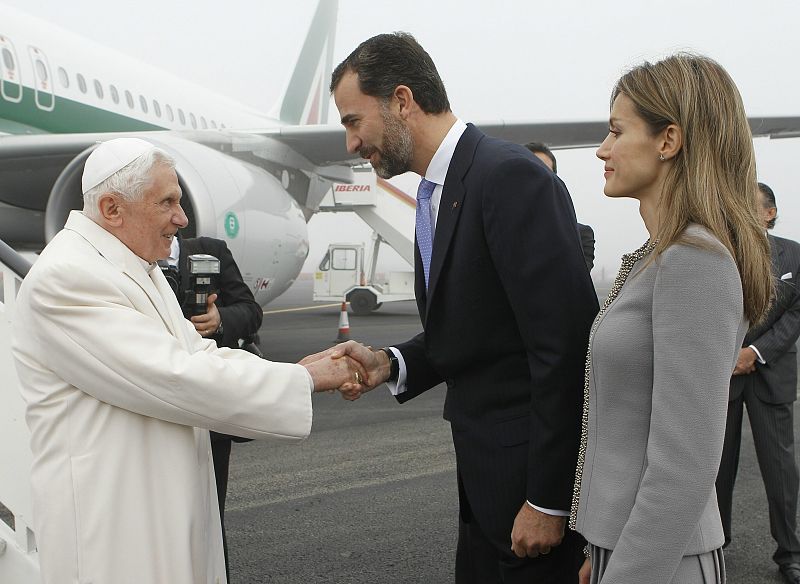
left=416, top=178, right=436, bottom=288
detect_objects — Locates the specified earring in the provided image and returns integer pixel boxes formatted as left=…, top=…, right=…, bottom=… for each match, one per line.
left=659, top=154, right=666, bottom=161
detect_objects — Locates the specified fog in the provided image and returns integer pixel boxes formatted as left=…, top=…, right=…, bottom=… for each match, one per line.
left=8, top=0, right=800, bottom=278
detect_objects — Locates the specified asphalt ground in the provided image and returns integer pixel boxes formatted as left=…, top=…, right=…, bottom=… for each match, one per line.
left=221, top=278, right=793, bottom=584
left=0, top=279, right=787, bottom=582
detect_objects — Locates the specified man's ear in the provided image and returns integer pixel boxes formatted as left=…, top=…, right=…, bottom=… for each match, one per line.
left=660, top=124, right=683, bottom=161
left=394, top=85, right=415, bottom=119
left=98, top=193, right=123, bottom=227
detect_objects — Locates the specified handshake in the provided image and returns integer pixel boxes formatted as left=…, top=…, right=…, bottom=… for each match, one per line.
left=299, top=341, right=392, bottom=399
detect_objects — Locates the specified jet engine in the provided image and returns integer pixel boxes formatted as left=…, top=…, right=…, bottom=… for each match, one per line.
left=0, top=134, right=309, bottom=306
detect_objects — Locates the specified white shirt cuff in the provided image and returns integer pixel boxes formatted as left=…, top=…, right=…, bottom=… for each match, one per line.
left=749, top=345, right=766, bottom=364
left=305, top=369, right=315, bottom=393
left=526, top=501, right=569, bottom=516
left=386, top=347, right=407, bottom=396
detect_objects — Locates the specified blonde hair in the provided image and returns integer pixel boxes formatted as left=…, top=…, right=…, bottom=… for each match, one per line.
left=613, top=53, right=772, bottom=323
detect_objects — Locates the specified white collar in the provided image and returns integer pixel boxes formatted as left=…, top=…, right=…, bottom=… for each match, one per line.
left=168, top=236, right=180, bottom=267
left=423, top=118, right=467, bottom=186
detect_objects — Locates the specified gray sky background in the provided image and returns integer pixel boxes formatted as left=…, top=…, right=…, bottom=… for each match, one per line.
left=7, top=0, right=800, bottom=279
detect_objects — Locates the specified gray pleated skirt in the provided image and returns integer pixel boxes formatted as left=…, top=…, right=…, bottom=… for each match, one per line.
left=588, top=544, right=725, bottom=583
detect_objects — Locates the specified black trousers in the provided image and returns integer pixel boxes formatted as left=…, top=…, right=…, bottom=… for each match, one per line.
left=211, top=435, right=232, bottom=581
left=455, top=475, right=584, bottom=584
left=716, top=384, right=800, bottom=566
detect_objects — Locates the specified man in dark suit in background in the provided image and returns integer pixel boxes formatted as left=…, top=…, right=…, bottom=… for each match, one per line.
left=163, top=234, right=263, bottom=581
left=716, top=182, right=800, bottom=584
left=327, top=32, right=598, bottom=583
left=524, top=141, right=595, bottom=271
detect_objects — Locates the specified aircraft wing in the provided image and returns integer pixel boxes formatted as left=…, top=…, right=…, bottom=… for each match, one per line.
left=255, top=116, right=800, bottom=167
left=2, top=115, right=799, bottom=245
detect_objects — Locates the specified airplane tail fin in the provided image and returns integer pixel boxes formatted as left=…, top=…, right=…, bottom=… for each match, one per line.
left=274, top=0, right=338, bottom=126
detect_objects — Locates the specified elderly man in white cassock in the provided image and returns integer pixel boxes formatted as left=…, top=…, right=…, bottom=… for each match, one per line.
left=11, top=138, right=362, bottom=584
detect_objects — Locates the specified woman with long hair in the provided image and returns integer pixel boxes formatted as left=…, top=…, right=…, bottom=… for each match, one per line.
left=572, top=53, right=772, bottom=583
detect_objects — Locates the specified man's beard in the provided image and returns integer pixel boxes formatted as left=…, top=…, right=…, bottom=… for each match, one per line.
left=363, top=107, right=413, bottom=179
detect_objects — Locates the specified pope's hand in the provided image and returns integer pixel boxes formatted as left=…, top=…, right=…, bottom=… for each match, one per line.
left=301, top=353, right=366, bottom=394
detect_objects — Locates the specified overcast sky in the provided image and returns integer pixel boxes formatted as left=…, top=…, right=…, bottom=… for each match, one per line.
left=6, top=0, right=800, bottom=278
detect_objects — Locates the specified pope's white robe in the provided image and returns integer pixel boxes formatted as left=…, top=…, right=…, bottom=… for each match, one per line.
left=12, top=211, right=312, bottom=584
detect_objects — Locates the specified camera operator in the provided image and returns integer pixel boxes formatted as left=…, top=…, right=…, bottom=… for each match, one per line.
left=163, top=233, right=262, bottom=581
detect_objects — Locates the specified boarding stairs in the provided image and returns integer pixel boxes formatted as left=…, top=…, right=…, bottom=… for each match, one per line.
left=0, top=240, right=39, bottom=582
left=318, top=167, right=416, bottom=266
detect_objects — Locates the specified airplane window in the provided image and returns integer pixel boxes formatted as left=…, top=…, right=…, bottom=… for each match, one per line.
left=189, top=113, right=197, bottom=129
left=35, top=59, right=48, bottom=82
left=139, top=95, right=148, bottom=114
left=93, top=80, right=103, bottom=99
left=77, top=74, right=87, bottom=94
left=178, top=108, right=186, bottom=125
left=165, top=104, right=174, bottom=122
left=200, top=116, right=207, bottom=129
left=57, top=67, right=69, bottom=88
left=153, top=100, right=161, bottom=118
left=110, top=85, right=119, bottom=104
left=1, top=48, right=14, bottom=71
left=125, top=90, right=134, bottom=109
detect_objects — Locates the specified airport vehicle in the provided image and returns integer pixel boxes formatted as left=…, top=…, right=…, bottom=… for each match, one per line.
left=313, top=168, right=416, bottom=313
left=313, top=240, right=415, bottom=314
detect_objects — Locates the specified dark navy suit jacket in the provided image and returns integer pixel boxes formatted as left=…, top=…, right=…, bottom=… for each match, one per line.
left=395, top=124, right=598, bottom=545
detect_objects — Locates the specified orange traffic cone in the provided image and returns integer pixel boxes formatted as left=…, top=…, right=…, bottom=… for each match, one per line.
left=336, top=301, right=350, bottom=342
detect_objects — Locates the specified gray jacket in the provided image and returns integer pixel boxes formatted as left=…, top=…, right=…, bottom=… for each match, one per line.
left=575, top=224, right=747, bottom=582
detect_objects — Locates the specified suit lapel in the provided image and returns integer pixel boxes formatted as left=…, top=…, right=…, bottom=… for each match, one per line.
left=424, top=125, right=482, bottom=323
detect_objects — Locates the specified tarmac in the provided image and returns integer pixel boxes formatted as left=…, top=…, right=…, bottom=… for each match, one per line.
left=223, top=277, right=791, bottom=584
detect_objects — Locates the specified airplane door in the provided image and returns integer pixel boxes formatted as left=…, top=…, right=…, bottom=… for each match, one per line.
left=0, top=35, right=22, bottom=103
left=28, top=46, right=54, bottom=112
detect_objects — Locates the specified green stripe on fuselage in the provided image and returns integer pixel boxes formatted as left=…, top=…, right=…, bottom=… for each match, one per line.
left=0, top=86, right=165, bottom=134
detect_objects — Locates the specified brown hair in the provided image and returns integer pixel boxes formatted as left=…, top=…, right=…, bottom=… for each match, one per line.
left=613, top=53, right=772, bottom=323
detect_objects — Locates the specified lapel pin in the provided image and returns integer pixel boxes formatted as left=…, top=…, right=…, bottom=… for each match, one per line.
left=452, top=201, right=459, bottom=209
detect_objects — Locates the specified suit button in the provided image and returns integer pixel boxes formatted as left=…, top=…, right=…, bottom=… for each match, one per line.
left=446, top=378, right=455, bottom=388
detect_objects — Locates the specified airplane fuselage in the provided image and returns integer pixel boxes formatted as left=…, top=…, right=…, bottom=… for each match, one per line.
left=0, top=3, right=320, bottom=306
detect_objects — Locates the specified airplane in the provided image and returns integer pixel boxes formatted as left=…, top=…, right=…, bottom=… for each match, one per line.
left=1, top=0, right=800, bottom=309
left=0, top=0, right=354, bottom=306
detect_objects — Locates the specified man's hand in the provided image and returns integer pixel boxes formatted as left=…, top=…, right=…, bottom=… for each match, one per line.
left=510, top=504, right=565, bottom=558
left=579, top=557, right=591, bottom=584
left=190, top=293, right=221, bottom=337
left=732, top=347, right=757, bottom=375
left=302, top=354, right=365, bottom=394
left=300, top=341, right=391, bottom=400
